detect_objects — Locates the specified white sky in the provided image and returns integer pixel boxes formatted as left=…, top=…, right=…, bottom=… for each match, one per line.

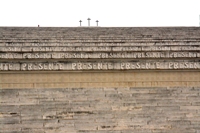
left=0, top=0, right=200, bottom=27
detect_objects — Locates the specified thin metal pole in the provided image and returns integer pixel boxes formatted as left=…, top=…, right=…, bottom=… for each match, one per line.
left=87, top=18, right=91, bottom=26
left=79, top=20, right=82, bottom=26
left=96, top=20, right=99, bottom=26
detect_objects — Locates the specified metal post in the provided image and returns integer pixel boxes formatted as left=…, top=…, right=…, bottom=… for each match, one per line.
left=96, top=20, right=99, bottom=26
left=87, top=18, right=91, bottom=26
left=79, top=20, right=82, bottom=26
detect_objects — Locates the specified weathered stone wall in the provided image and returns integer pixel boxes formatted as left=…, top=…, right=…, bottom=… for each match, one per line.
left=1, top=87, right=200, bottom=133
left=0, top=27, right=200, bottom=133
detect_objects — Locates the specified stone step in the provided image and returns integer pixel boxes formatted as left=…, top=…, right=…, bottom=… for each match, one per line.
left=0, top=51, right=199, bottom=60
left=0, top=45, right=199, bottom=52
left=1, top=27, right=200, bottom=40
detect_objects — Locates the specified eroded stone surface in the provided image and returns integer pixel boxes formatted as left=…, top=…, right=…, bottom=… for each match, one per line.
left=0, top=87, right=200, bottom=133
left=0, top=27, right=200, bottom=133
left=0, top=27, right=200, bottom=71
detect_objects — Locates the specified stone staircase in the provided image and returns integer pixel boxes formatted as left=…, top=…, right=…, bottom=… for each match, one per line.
left=0, top=27, right=200, bottom=71
left=1, top=27, right=200, bottom=133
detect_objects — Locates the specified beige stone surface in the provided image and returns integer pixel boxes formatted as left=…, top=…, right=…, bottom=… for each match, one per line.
left=1, top=27, right=200, bottom=133
left=0, top=71, right=199, bottom=89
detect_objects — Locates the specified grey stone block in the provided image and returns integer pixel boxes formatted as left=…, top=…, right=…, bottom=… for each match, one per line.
left=1, top=87, right=200, bottom=132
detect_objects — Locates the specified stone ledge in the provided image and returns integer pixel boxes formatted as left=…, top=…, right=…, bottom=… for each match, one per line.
left=0, top=71, right=200, bottom=89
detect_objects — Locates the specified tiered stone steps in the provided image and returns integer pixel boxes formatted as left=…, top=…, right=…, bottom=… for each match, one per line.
left=0, top=27, right=200, bottom=71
